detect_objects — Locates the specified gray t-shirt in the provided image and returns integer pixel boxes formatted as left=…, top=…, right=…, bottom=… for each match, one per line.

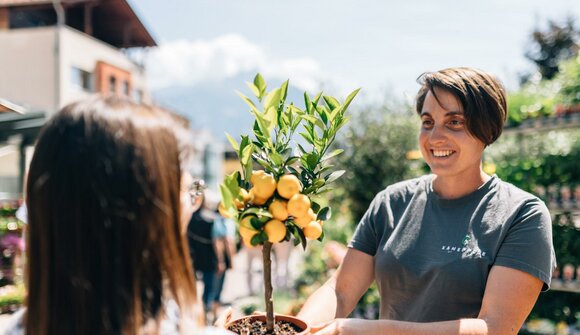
left=349, top=175, right=556, bottom=322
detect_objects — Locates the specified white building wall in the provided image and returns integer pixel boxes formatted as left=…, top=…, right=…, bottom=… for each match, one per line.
left=0, top=27, right=56, bottom=113
left=59, top=26, right=150, bottom=107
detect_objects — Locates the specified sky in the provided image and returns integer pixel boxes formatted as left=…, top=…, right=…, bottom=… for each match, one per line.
left=129, top=0, right=580, bottom=135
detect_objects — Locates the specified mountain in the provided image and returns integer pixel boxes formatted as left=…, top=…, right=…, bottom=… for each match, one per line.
left=151, top=73, right=306, bottom=144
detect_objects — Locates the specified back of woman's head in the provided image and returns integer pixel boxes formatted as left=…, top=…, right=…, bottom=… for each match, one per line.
left=25, top=97, right=197, bottom=334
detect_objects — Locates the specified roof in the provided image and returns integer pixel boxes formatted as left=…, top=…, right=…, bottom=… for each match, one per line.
left=0, top=98, right=25, bottom=114
left=0, top=0, right=157, bottom=48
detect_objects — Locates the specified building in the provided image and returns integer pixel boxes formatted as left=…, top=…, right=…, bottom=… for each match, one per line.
left=0, top=0, right=157, bottom=198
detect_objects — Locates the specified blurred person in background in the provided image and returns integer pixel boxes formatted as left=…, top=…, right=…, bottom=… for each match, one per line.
left=187, top=192, right=230, bottom=324
left=4, top=97, right=232, bottom=335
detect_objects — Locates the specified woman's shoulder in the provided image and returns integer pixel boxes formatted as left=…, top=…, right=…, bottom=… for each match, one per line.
left=381, top=175, right=430, bottom=200
left=494, top=176, right=547, bottom=208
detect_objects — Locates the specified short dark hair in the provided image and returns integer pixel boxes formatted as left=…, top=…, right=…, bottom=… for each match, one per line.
left=415, top=67, right=507, bottom=146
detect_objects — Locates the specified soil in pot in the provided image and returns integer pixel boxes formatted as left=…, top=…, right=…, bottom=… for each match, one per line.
left=226, top=314, right=309, bottom=335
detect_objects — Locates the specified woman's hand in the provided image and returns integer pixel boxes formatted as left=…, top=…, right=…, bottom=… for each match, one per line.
left=213, top=307, right=232, bottom=328
left=310, top=319, right=371, bottom=335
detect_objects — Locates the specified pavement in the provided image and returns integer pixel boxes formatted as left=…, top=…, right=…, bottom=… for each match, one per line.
left=0, top=242, right=302, bottom=332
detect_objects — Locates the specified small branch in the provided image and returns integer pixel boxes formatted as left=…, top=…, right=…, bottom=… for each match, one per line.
left=263, top=241, right=275, bottom=333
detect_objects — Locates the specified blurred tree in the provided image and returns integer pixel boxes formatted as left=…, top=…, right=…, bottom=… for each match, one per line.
left=333, top=103, right=420, bottom=225
left=524, top=17, right=579, bottom=81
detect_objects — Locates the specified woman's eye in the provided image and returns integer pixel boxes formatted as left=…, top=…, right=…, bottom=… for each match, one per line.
left=422, top=120, right=433, bottom=127
left=449, top=119, right=464, bottom=126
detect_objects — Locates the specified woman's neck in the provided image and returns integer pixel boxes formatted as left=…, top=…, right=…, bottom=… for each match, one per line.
left=432, top=170, right=491, bottom=199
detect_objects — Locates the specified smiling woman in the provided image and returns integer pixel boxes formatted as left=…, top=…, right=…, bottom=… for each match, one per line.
left=297, top=67, right=557, bottom=335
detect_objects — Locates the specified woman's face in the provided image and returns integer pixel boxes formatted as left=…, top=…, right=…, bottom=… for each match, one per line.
left=419, top=87, right=485, bottom=180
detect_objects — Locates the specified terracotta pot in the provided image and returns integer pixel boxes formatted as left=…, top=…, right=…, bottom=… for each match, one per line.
left=225, top=314, right=310, bottom=335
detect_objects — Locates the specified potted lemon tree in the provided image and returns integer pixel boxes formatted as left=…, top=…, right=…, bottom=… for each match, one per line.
left=219, top=74, right=358, bottom=335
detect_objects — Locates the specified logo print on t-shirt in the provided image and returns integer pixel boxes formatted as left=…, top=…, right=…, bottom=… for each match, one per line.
left=462, top=234, right=471, bottom=246
left=441, top=234, right=486, bottom=257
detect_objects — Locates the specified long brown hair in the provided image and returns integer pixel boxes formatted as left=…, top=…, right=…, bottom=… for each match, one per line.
left=25, top=97, right=198, bottom=334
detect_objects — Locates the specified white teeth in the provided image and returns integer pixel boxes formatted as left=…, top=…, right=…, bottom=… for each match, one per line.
left=433, top=150, right=453, bottom=157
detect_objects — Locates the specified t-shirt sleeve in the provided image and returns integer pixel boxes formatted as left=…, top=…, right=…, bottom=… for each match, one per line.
left=212, top=218, right=228, bottom=239
left=348, top=191, right=388, bottom=256
left=494, top=198, right=556, bottom=290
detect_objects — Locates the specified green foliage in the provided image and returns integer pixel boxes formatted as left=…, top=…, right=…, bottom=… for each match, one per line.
left=507, top=84, right=557, bottom=127
left=555, top=57, right=580, bottom=107
left=220, top=74, right=359, bottom=247
left=524, top=17, right=579, bottom=80
left=332, top=104, right=420, bottom=224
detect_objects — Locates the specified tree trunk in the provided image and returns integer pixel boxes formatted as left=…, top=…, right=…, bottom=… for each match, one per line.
left=262, top=241, right=275, bottom=333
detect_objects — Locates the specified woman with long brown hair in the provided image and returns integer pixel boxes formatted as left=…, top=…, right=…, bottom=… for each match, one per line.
left=5, top=97, right=230, bottom=334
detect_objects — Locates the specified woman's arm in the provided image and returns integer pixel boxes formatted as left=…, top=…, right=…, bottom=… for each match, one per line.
left=310, top=265, right=544, bottom=335
left=297, top=248, right=375, bottom=325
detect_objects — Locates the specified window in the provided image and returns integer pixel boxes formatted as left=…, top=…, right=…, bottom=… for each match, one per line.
left=122, top=80, right=130, bottom=96
left=109, top=76, right=117, bottom=94
left=9, top=7, right=57, bottom=29
left=70, top=67, right=93, bottom=92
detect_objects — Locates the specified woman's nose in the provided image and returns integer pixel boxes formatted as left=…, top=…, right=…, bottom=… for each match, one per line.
left=429, top=125, right=447, bottom=144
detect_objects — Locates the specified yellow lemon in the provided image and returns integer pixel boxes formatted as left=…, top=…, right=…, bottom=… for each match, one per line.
left=239, top=216, right=259, bottom=246
left=268, top=200, right=289, bottom=221
left=287, top=194, right=310, bottom=218
left=277, top=174, right=302, bottom=199
left=264, top=219, right=287, bottom=243
left=250, top=170, right=265, bottom=185
left=303, top=221, right=323, bottom=240
left=235, top=188, right=251, bottom=209
left=252, top=173, right=277, bottom=199
left=240, top=226, right=258, bottom=247
left=239, top=188, right=251, bottom=202
left=294, top=208, right=316, bottom=228
left=249, top=188, right=268, bottom=205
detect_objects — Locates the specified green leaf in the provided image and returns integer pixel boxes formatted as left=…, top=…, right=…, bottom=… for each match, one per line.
left=251, top=112, right=271, bottom=145
left=270, top=151, right=283, bottom=166
left=299, top=131, right=314, bottom=144
left=341, top=88, right=361, bottom=112
left=313, top=178, right=325, bottom=188
left=310, top=201, right=321, bottom=213
left=251, top=232, right=267, bottom=246
left=287, top=166, right=300, bottom=176
left=317, top=230, right=325, bottom=242
left=325, top=170, right=345, bottom=184
left=300, top=114, right=319, bottom=125
left=323, top=96, right=340, bottom=110
left=317, top=207, right=332, bottom=221
left=264, top=106, right=277, bottom=132
left=237, top=91, right=261, bottom=114
left=241, top=144, right=253, bottom=166
left=304, top=92, right=312, bottom=114
left=242, top=207, right=273, bottom=219
left=219, top=184, right=235, bottom=210
left=285, top=156, right=299, bottom=165
left=264, top=88, right=282, bottom=111
left=306, top=152, right=319, bottom=170
left=250, top=217, right=266, bottom=230
left=280, top=80, right=289, bottom=101
left=246, top=82, right=261, bottom=99
left=312, top=92, right=323, bottom=106
left=254, top=73, right=267, bottom=97
left=225, top=133, right=239, bottom=151
left=321, top=149, right=344, bottom=162
left=290, top=221, right=307, bottom=250
left=254, top=156, right=274, bottom=171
